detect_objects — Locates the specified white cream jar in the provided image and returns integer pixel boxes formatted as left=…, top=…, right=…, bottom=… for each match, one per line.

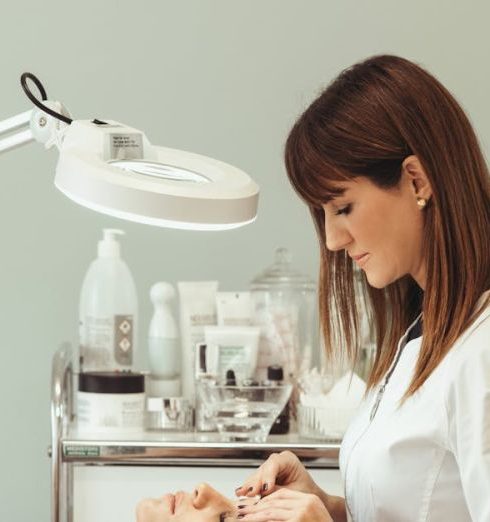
left=77, top=372, right=145, bottom=434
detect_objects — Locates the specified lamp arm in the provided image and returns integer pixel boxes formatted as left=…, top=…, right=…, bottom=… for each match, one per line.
left=0, top=109, right=34, bottom=153
left=0, top=101, right=70, bottom=155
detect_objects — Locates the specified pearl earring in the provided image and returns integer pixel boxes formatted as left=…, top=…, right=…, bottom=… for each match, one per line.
left=417, top=198, right=427, bottom=208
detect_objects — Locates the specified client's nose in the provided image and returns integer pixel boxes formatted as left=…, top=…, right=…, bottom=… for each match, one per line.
left=193, top=483, right=213, bottom=508
left=193, top=482, right=232, bottom=512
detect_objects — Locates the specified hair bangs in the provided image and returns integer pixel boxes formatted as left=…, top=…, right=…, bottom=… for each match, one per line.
left=285, top=114, right=352, bottom=209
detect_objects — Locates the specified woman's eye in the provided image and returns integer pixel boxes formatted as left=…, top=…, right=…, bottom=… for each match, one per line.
left=335, top=204, right=352, bottom=216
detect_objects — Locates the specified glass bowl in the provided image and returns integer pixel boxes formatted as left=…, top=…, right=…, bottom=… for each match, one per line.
left=204, top=383, right=292, bottom=442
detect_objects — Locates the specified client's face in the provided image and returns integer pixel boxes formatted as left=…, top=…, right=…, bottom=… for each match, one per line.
left=136, top=482, right=237, bottom=522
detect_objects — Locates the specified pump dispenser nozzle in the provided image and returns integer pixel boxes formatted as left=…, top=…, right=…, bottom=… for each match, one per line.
left=98, top=228, right=124, bottom=258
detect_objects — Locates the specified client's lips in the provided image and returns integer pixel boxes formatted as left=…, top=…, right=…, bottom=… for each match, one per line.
left=165, top=494, right=176, bottom=514
left=173, top=492, right=185, bottom=512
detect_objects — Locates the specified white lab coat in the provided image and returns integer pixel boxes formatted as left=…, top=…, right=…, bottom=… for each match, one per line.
left=339, top=293, right=490, bottom=522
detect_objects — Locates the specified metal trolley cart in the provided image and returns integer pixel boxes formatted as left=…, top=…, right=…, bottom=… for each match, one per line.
left=49, top=345, right=341, bottom=522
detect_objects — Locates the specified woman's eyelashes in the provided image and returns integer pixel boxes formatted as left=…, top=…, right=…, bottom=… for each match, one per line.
left=335, top=204, right=352, bottom=216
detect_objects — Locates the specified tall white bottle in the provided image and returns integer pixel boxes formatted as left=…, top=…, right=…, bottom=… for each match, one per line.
left=147, top=282, right=181, bottom=396
left=79, top=229, right=138, bottom=372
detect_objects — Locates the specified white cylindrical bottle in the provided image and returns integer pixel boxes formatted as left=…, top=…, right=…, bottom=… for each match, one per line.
left=79, top=229, right=138, bottom=372
left=147, top=282, right=181, bottom=397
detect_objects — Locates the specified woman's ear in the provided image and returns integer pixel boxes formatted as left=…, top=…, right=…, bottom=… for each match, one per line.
left=401, top=155, right=433, bottom=201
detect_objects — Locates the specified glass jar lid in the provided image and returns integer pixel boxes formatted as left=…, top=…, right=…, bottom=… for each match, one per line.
left=250, top=247, right=316, bottom=291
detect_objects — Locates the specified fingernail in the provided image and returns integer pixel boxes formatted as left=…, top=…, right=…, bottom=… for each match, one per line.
left=262, top=483, right=268, bottom=492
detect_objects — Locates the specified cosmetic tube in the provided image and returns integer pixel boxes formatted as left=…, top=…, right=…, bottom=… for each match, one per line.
left=204, top=325, right=260, bottom=384
left=178, top=281, right=218, bottom=401
left=216, top=292, right=253, bottom=326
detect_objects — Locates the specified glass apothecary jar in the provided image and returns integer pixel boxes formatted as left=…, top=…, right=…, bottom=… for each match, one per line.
left=250, top=248, right=318, bottom=383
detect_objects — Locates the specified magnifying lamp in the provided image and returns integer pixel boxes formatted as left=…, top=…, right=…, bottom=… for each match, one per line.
left=0, top=73, right=259, bottom=230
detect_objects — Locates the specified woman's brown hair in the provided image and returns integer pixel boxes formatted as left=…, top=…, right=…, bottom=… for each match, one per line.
left=285, top=55, right=490, bottom=397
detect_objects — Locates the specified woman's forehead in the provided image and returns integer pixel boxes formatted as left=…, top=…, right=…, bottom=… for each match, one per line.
left=324, top=180, right=357, bottom=200
left=331, top=177, right=378, bottom=194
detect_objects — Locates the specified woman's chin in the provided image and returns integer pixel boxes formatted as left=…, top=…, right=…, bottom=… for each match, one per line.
left=365, top=270, right=394, bottom=289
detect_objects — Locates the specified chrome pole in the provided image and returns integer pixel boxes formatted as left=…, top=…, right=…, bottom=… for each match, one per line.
left=50, top=343, right=73, bottom=522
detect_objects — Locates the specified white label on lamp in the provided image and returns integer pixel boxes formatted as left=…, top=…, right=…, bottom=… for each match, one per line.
left=106, top=133, right=144, bottom=160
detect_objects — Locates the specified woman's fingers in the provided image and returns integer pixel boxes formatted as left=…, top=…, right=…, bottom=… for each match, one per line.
left=256, top=453, right=283, bottom=495
left=257, top=488, right=307, bottom=502
left=236, top=453, right=283, bottom=497
left=238, top=488, right=332, bottom=522
left=238, top=507, right=294, bottom=522
left=238, top=490, right=299, bottom=519
left=239, top=488, right=301, bottom=512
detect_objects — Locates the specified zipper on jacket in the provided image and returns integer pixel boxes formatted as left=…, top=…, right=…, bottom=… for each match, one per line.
left=369, top=384, right=385, bottom=421
left=368, top=313, right=422, bottom=422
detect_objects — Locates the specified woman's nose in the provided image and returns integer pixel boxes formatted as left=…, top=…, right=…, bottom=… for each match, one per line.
left=324, top=217, right=351, bottom=252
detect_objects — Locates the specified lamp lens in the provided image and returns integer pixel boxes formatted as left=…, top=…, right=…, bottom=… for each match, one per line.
left=108, top=160, right=210, bottom=183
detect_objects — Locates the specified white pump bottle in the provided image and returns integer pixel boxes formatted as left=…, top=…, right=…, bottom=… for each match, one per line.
left=147, top=282, right=181, bottom=396
left=148, top=282, right=179, bottom=377
left=79, top=229, right=138, bottom=372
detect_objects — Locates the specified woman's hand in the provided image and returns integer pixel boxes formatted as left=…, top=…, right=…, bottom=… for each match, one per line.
left=235, top=451, right=320, bottom=498
left=237, top=488, right=333, bottom=521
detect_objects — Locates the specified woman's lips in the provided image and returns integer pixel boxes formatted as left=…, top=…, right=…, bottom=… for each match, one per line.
left=352, top=253, right=370, bottom=267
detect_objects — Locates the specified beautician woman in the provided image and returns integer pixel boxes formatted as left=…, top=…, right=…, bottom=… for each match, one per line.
left=235, top=55, right=490, bottom=521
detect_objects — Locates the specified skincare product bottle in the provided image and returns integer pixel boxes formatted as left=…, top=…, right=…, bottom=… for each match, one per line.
left=177, top=281, right=218, bottom=401
left=225, top=369, right=237, bottom=386
left=266, top=365, right=290, bottom=435
left=79, top=229, right=138, bottom=372
left=195, top=343, right=217, bottom=432
left=147, top=282, right=181, bottom=397
left=204, top=325, right=260, bottom=384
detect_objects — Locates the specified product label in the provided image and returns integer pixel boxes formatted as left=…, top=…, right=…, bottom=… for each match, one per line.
left=79, top=316, right=113, bottom=370
left=64, top=445, right=100, bottom=458
left=79, top=315, right=133, bottom=371
left=189, top=313, right=217, bottom=374
left=77, top=392, right=145, bottom=429
left=217, top=344, right=250, bottom=382
left=106, top=133, right=144, bottom=160
left=114, top=315, right=133, bottom=366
